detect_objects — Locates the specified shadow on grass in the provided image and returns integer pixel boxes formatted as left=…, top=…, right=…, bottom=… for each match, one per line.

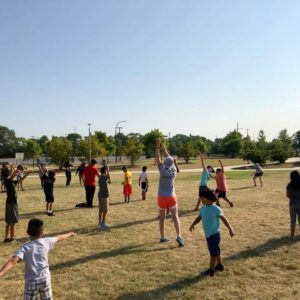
left=115, top=274, right=203, bottom=300
left=226, top=236, right=292, bottom=261
left=231, top=186, right=255, bottom=190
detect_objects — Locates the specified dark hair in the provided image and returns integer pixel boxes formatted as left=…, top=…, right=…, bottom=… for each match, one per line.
left=122, top=166, right=127, bottom=171
left=48, top=170, right=56, bottom=179
left=27, top=218, right=44, bottom=237
left=207, top=166, right=215, bottom=173
left=287, top=170, right=300, bottom=190
left=90, top=159, right=97, bottom=165
left=1, top=168, right=10, bottom=179
left=100, top=166, right=107, bottom=174
left=216, top=168, right=221, bottom=173
left=142, top=166, right=147, bottom=172
left=17, top=165, right=24, bottom=171
left=201, top=189, right=217, bottom=202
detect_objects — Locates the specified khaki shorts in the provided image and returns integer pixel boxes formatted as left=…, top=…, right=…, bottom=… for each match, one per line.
left=98, top=196, right=108, bottom=213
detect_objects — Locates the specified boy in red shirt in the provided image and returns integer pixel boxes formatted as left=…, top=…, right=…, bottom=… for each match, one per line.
left=215, top=160, right=233, bottom=207
left=82, top=159, right=100, bottom=207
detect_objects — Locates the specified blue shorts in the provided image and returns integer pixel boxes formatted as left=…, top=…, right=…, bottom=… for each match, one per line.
left=206, top=232, right=221, bottom=257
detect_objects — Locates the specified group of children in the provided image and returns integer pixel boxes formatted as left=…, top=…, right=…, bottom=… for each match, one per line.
left=1, top=145, right=299, bottom=299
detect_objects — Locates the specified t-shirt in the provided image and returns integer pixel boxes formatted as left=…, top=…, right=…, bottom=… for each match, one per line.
left=158, top=164, right=176, bottom=197
left=98, top=175, right=109, bottom=198
left=254, top=164, right=263, bottom=173
left=5, top=178, right=17, bottom=204
left=287, top=186, right=300, bottom=206
left=199, top=205, right=223, bottom=238
left=215, top=170, right=227, bottom=192
left=124, top=171, right=132, bottom=185
left=14, top=237, right=57, bottom=282
left=200, top=170, right=210, bottom=187
left=83, top=165, right=100, bottom=186
left=139, top=172, right=147, bottom=183
left=43, top=174, right=55, bottom=196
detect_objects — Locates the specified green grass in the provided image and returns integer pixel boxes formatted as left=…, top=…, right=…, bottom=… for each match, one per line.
left=1, top=168, right=300, bottom=299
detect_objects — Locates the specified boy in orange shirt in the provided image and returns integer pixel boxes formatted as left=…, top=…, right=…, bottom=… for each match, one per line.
left=215, top=160, right=233, bottom=207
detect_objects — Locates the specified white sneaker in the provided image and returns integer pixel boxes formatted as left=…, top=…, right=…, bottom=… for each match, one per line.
left=101, top=223, right=110, bottom=230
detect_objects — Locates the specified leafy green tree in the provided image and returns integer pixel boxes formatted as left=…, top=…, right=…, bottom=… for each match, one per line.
left=242, top=136, right=255, bottom=160
left=78, top=137, right=106, bottom=161
left=105, top=136, right=116, bottom=161
left=256, top=130, right=268, bottom=150
left=244, top=149, right=269, bottom=164
left=48, top=137, right=72, bottom=168
left=0, top=126, right=18, bottom=158
left=142, top=129, right=166, bottom=158
left=221, top=131, right=243, bottom=158
left=37, top=135, right=49, bottom=156
left=177, top=141, right=197, bottom=163
left=66, top=133, right=82, bottom=158
left=24, top=139, right=42, bottom=168
left=292, top=131, right=300, bottom=156
left=277, top=129, right=292, bottom=152
left=270, top=140, right=289, bottom=163
left=125, top=137, right=144, bottom=166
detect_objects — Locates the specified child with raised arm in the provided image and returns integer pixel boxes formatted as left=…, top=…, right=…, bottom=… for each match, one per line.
left=194, top=154, right=215, bottom=211
left=98, top=166, right=111, bottom=229
left=156, top=138, right=184, bottom=247
left=190, top=189, right=234, bottom=277
left=0, top=218, right=75, bottom=299
left=38, top=164, right=56, bottom=216
left=252, top=163, right=263, bottom=187
left=215, top=160, right=233, bottom=207
left=139, top=166, right=148, bottom=200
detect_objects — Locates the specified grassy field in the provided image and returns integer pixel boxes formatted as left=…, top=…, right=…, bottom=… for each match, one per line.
left=1, top=168, right=300, bottom=299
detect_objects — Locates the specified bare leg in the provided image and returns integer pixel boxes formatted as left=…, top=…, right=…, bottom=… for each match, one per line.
left=159, top=209, right=166, bottom=238
left=253, top=176, right=257, bottom=186
left=217, top=256, right=222, bottom=264
left=259, top=177, right=263, bottom=187
left=10, top=224, right=15, bottom=239
left=170, top=206, right=181, bottom=237
left=291, top=225, right=296, bottom=240
left=5, top=224, right=9, bottom=239
left=102, top=211, right=107, bottom=224
left=210, top=256, right=217, bottom=270
left=99, top=209, right=102, bottom=224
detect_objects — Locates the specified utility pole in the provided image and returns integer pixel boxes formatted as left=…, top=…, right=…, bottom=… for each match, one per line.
left=88, top=123, right=91, bottom=163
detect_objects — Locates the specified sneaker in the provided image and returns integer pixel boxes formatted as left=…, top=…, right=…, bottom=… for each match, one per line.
left=3, top=238, right=10, bottom=243
left=159, top=237, right=170, bottom=243
left=9, top=238, right=16, bottom=243
left=200, top=268, right=214, bottom=277
left=101, top=223, right=110, bottom=230
left=214, top=264, right=224, bottom=272
left=176, top=236, right=185, bottom=247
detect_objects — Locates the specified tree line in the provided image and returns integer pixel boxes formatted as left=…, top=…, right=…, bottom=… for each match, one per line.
left=0, top=125, right=300, bottom=167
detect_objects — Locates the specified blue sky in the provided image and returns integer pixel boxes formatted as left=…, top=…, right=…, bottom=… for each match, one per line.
left=1, top=0, right=299, bottom=141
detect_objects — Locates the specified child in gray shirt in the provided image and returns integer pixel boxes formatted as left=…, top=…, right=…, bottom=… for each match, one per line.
left=0, top=218, right=75, bottom=299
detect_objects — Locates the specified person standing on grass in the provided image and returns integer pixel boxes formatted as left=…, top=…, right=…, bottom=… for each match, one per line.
left=39, top=164, right=48, bottom=188
left=0, top=218, right=75, bottom=299
left=98, top=166, right=111, bottom=229
left=16, top=165, right=25, bottom=191
left=2, top=164, right=18, bottom=243
left=286, top=170, right=300, bottom=241
left=252, top=163, right=263, bottom=187
left=139, top=166, right=148, bottom=200
left=215, top=160, right=233, bottom=207
left=122, top=166, right=132, bottom=203
left=194, top=154, right=215, bottom=211
left=82, top=159, right=100, bottom=207
left=156, top=138, right=184, bottom=247
left=190, top=189, right=234, bottom=277
left=64, top=161, right=72, bottom=187
left=38, top=164, right=56, bottom=216
left=1, top=164, right=9, bottom=193
left=75, top=162, right=85, bottom=185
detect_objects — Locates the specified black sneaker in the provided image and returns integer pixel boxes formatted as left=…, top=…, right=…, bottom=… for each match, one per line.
left=3, top=238, right=10, bottom=243
left=214, top=264, right=224, bottom=272
left=201, top=269, right=214, bottom=277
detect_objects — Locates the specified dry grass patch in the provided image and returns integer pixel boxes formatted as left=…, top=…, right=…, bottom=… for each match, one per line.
left=0, top=169, right=300, bottom=299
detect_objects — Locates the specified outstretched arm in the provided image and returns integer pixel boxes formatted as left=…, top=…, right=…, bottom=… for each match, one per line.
left=107, top=169, right=111, bottom=184
left=161, top=143, right=170, bottom=157
left=155, top=138, right=161, bottom=166
left=0, top=256, right=21, bottom=277
left=56, top=232, right=75, bottom=242
left=174, top=158, right=180, bottom=173
left=219, top=159, right=224, bottom=172
left=200, top=154, right=206, bottom=171
left=190, top=215, right=202, bottom=232
left=20, top=170, right=32, bottom=182
left=220, top=215, right=234, bottom=237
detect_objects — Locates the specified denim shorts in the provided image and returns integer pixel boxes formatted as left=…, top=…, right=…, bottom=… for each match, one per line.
left=206, top=232, right=221, bottom=257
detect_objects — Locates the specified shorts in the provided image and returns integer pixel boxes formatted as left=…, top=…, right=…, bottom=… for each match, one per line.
left=254, top=172, right=263, bottom=177
left=24, top=277, right=52, bottom=300
left=290, top=205, right=300, bottom=227
left=216, top=190, right=226, bottom=199
left=45, top=192, right=54, bottom=203
left=157, top=196, right=177, bottom=210
left=199, top=185, right=208, bottom=198
left=123, top=184, right=132, bottom=195
left=206, top=232, right=221, bottom=257
left=141, top=182, right=147, bottom=192
left=5, top=203, right=19, bottom=224
left=98, top=196, right=108, bottom=213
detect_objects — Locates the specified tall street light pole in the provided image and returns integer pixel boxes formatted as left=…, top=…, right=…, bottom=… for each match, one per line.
left=88, top=123, right=91, bottom=163
left=115, top=120, right=126, bottom=163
